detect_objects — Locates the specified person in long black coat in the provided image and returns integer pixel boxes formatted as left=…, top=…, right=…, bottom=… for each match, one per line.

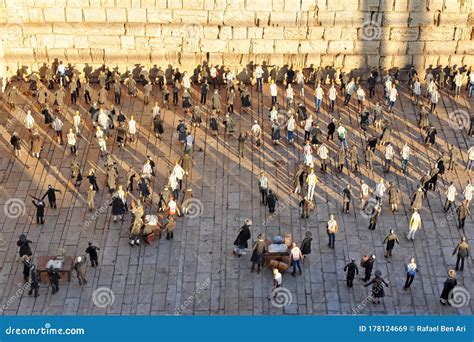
left=17, top=234, right=32, bottom=257
left=28, top=264, right=40, bottom=297
left=48, top=266, right=60, bottom=294
left=440, top=269, right=457, bottom=305
left=364, top=270, right=389, bottom=304
left=87, top=170, right=99, bottom=191
left=267, top=190, right=278, bottom=213
left=85, top=242, right=100, bottom=267
left=300, top=231, right=312, bottom=257
left=344, top=258, right=359, bottom=287
left=110, top=195, right=127, bottom=222
left=31, top=198, right=45, bottom=224
left=42, top=185, right=61, bottom=208
left=42, top=105, right=53, bottom=125
left=327, top=119, right=336, bottom=140
left=362, top=255, right=376, bottom=281
left=250, top=233, right=266, bottom=273
left=233, top=219, right=252, bottom=257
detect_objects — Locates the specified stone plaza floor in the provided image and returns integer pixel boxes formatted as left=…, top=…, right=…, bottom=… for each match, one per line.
left=0, top=77, right=472, bottom=315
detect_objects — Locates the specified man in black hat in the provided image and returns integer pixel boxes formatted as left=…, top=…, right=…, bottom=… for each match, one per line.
left=48, top=266, right=60, bottom=294
left=85, top=242, right=100, bottom=267
left=344, top=258, right=359, bottom=287
left=41, top=185, right=62, bottom=209
left=31, top=197, right=45, bottom=224
left=28, top=264, right=40, bottom=297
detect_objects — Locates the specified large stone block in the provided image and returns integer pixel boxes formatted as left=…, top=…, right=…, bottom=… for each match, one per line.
left=125, top=23, right=145, bottom=36
left=456, top=40, right=474, bottom=55
left=106, top=8, right=127, bottom=22
left=182, top=38, right=200, bottom=52
left=247, top=27, right=263, bottom=39
left=145, top=24, right=161, bottom=37
left=343, top=55, right=365, bottom=70
left=251, top=39, right=274, bottom=54
left=449, top=54, right=464, bottom=66
left=384, top=12, right=409, bottom=27
left=407, top=41, right=425, bottom=55
left=440, top=13, right=469, bottom=26
left=299, top=40, right=328, bottom=54
left=218, top=26, right=232, bottom=40
left=224, top=11, right=254, bottom=26
left=208, top=11, right=224, bottom=25
left=424, top=41, right=457, bottom=54
left=274, top=39, right=299, bottom=53
left=228, top=39, right=251, bottom=54
left=380, top=41, right=407, bottom=55
left=409, top=12, right=434, bottom=26
left=390, top=27, right=419, bottom=41
left=121, top=36, right=135, bottom=50
left=284, top=27, right=308, bottom=40
left=324, top=28, right=341, bottom=40
left=264, top=27, right=284, bottom=39
left=173, top=10, right=208, bottom=24
left=199, top=39, right=227, bottom=52
left=88, top=35, right=121, bottom=48
left=54, top=34, right=74, bottom=48
left=146, top=9, right=173, bottom=23
left=23, top=23, right=53, bottom=35
left=246, top=0, right=272, bottom=11
left=341, top=28, right=357, bottom=41
left=66, top=8, right=82, bottom=22
left=182, top=0, right=204, bottom=10
left=28, top=8, right=45, bottom=23
left=354, top=41, right=380, bottom=54
left=269, top=12, right=298, bottom=26
left=232, top=27, right=247, bottom=39
left=327, top=41, right=354, bottom=54
left=308, top=27, right=324, bottom=39
left=284, top=0, right=301, bottom=11
left=74, top=35, right=89, bottom=49
left=83, top=8, right=106, bottom=22
left=315, top=11, right=335, bottom=26
left=203, top=26, right=219, bottom=38
left=255, top=11, right=270, bottom=26
left=44, top=8, right=66, bottom=23
left=420, top=26, right=455, bottom=41
left=335, top=11, right=364, bottom=26
left=127, top=8, right=147, bottom=23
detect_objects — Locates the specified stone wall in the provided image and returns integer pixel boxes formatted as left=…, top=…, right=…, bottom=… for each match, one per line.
left=0, top=0, right=473, bottom=78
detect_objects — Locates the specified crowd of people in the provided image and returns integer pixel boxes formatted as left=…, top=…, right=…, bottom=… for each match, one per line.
left=5, top=60, right=472, bottom=309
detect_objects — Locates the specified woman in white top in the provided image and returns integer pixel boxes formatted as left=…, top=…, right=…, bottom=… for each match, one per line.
left=287, top=115, right=296, bottom=144
left=328, top=83, right=337, bottom=112
left=24, top=110, right=35, bottom=132
left=73, top=111, right=82, bottom=135
left=67, top=128, right=77, bottom=154
left=270, top=80, right=278, bottom=105
left=128, top=116, right=137, bottom=143
left=96, top=126, right=106, bottom=156
left=412, top=77, right=421, bottom=104
left=285, top=84, right=294, bottom=109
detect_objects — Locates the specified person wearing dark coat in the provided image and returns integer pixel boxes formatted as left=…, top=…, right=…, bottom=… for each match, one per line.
left=22, top=255, right=32, bottom=283
left=342, top=185, right=351, bottom=213
left=453, top=237, right=469, bottom=271
left=457, top=199, right=470, bottom=229
left=425, top=126, right=437, bottom=146
left=31, top=198, right=45, bottom=224
left=440, top=269, right=457, bottom=305
left=42, top=185, right=61, bottom=208
left=411, top=187, right=424, bottom=210
left=383, top=230, right=400, bottom=259
left=110, top=195, right=127, bottom=222
left=364, top=270, right=389, bottom=304
left=176, top=120, right=187, bottom=143
left=344, top=258, right=359, bottom=287
left=250, top=233, right=267, bottom=273
left=428, top=166, right=439, bottom=191
left=28, top=264, right=40, bottom=297
left=10, top=132, right=21, bottom=157
left=300, top=231, right=312, bottom=257
left=368, top=204, right=381, bottom=230
left=85, top=242, right=100, bottom=267
left=267, top=190, right=278, bottom=214
left=17, top=234, right=32, bottom=257
left=48, top=266, right=60, bottom=294
left=327, top=119, right=336, bottom=140
left=87, top=170, right=99, bottom=191
left=299, top=197, right=312, bottom=219
left=233, top=219, right=252, bottom=257
left=362, top=254, right=376, bottom=281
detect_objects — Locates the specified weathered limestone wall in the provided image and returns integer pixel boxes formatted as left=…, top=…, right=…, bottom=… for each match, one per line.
left=0, top=0, right=473, bottom=77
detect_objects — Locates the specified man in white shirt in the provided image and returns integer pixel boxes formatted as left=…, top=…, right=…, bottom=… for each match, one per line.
left=430, top=87, right=439, bottom=113
left=401, top=143, right=410, bottom=173
left=407, top=210, right=421, bottom=240
left=304, top=115, right=313, bottom=141
left=251, top=121, right=262, bottom=146
left=463, top=180, right=472, bottom=206
left=259, top=171, right=268, bottom=205
left=387, top=84, right=398, bottom=112
left=326, top=214, right=339, bottom=248
left=24, top=110, right=35, bottom=132
left=306, top=169, right=318, bottom=201
left=314, top=83, right=324, bottom=113
left=360, top=180, right=371, bottom=209
left=270, top=80, right=278, bottom=105
left=172, top=161, right=185, bottom=190
left=128, top=116, right=137, bottom=144
left=56, top=60, right=66, bottom=86
left=290, top=243, right=303, bottom=276
left=67, top=128, right=77, bottom=154
left=95, top=126, right=106, bottom=156
left=466, top=146, right=474, bottom=172
left=210, top=65, right=218, bottom=89
left=52, top=116, right=63, bottom=145
left=255, top=64, right=263, bottom=92
left=444, top=182, right=457, bottom=211
left=384, top=142, right=394, bottom=173
left=317, top=143, right=329, bottom=172
left=328, top=83, right=336, bottom=111
left=287, top=114, right=296, bottom=144
left=375, top=179, right=386, bottom=204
